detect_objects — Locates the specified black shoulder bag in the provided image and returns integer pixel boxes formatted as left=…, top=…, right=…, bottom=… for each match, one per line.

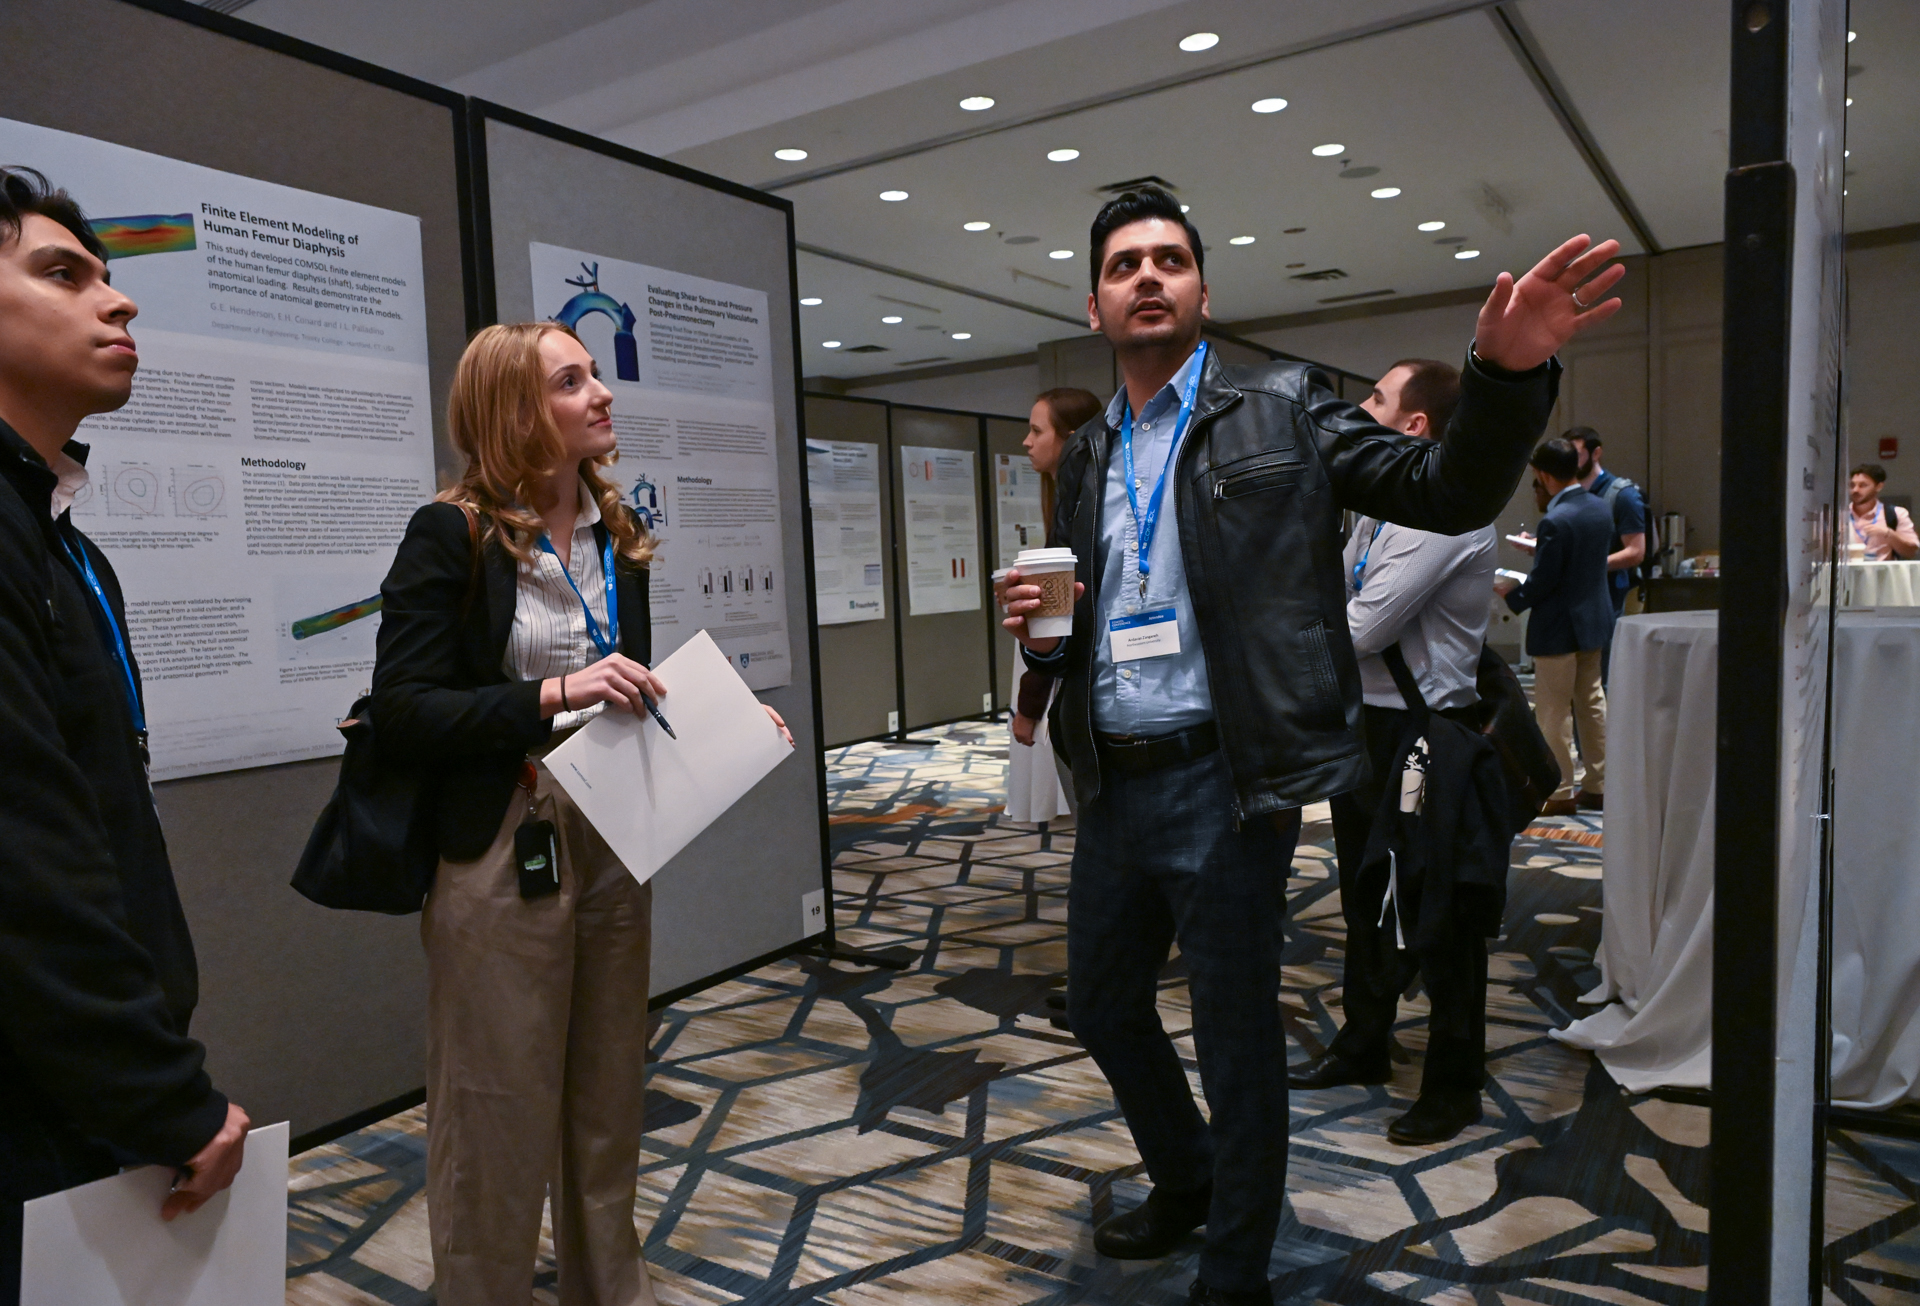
left=291, top=505, right=483, bottom=914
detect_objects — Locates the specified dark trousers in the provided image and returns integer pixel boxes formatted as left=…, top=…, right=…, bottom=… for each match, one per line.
left=1067, top=745, right=1298, bottom=1295
left=1326, top=705, right=1488, bottom=1096
left=0, top=1110, right=121, bottom=1306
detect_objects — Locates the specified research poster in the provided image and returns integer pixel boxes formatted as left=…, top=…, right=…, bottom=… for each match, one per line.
left=805, top=440, right=886, bottom=625
left=530, top=243, right=792, bottom=689
left=994, top=452, right=1047, bottom=569
left=0, top=117, right=437, bottom=781
left=900, top=445, right=981, bottom=616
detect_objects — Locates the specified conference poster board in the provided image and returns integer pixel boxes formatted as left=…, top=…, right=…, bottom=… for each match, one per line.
left=806, top=439, right=887, bottom=625
left=0, top=116, right=437, bottom=781
left=476, top=104, right=828, bottom=1000
left=528, top=242, right=793, bottom=689
left=900, top=443, right=982, bottom=616
left=1, top=0, right=474, bottom=1143
left=994, top=451, right=1045, bottom=569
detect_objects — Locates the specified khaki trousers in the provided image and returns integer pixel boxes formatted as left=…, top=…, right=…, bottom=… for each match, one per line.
left=422, top=761, right=657, bottom=1306
left=1532, top=649, right=1607, bottom=800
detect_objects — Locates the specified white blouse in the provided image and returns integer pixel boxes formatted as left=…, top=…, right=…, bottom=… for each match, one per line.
left=503, top=483, right=617, bottom=731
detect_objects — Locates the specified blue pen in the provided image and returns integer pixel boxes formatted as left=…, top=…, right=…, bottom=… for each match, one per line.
left=643, top=694, right=677, bottom=739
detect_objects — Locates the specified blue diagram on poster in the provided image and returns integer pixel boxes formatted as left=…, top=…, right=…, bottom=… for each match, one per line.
left=629, top=472, right=666, bottom=530
left=551, top=262, right=639, bottom=381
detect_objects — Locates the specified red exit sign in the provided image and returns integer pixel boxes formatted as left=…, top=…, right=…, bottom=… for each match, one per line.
left=1882, top=437, right=1900, bottom=460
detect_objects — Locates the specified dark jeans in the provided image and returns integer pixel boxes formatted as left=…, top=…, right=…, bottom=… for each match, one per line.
left=1067, top=745, right=1298, bottom=1295
left=0, top=1110, right=121, bottom=1306
left=1326, top=705, right=1489, bottom=1096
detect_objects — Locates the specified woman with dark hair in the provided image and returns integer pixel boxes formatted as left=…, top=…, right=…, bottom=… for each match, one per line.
left=1005, top=386, right=1100, bottom=822
left=371, top=321, right=786, bottom=1305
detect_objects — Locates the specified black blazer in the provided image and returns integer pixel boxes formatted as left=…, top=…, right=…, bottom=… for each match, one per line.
left=1503, top=484, right=1615, bottom=656
left=370, top=500, right=652, bottom=861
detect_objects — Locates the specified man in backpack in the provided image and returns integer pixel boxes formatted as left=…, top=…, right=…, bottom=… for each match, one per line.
left=1285, top=358, right=1504, bottom=1146
left=0, top=168, right=249, bottom=1303
left=1847, top=463, right=1918, bottom=560
left=1569, top=429, right=1646, bottom=622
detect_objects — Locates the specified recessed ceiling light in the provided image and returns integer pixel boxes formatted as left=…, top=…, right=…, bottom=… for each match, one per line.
left=962, top=221, right=992, bottom=232
left=1454, top=249, right=1481, bottom=260
left=1847, top=29, right=1855, bottom=41
left=959, top=96, right=995, bottom=111
left=1312, top=143, right=1345, bottom=157
left=881, top=315, right=903, bottom=324
left=1417, top=221, right=1446, bottom=232
left=1047, top=148, right=1080, bottom=162
left=800, top=297, right=822, bottom=306
left=1371, top=187, right=1401, bottom=199
left=1846, top=96, right=1854, bottom=106
left=1229, top=235, right=1256, bottom=246
left=1048, top=249, right=1074, bottom=260
left=822, top=340, right=842, bottom=348
left=1251, top=98, right=1288, bottom=114
left=952, top=332, right=972, bottom=340
left=1844, top=149, right=1850, bottom=157
left=773, top=148, right=808, bottom=162
left=879, top=190, right=909, bottom=201
left=1179, top=32, right=1219, bottom=52
left=1180, top=204, right=1191, bottom=213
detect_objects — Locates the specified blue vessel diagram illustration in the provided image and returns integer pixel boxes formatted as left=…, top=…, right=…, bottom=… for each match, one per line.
left=551, top=262, right=640, bottom=382
left=628, top=472, right=666, bottom=530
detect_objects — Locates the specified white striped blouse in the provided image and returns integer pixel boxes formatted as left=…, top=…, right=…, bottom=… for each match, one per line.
left=503, top=483, right=617, bottom=731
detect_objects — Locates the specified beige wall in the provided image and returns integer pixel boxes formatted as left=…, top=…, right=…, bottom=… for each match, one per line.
left=1846, top=239, right=1920, bottom=504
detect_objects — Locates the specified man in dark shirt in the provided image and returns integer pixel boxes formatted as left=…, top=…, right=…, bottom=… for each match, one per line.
left=1569, top=429, right=1647, bottom=622
left=0, top=168, right=249, bottom=1301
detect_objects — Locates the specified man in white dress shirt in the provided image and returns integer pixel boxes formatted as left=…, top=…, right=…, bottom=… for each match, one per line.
left=1287, top=359, right=1502, bottom=1146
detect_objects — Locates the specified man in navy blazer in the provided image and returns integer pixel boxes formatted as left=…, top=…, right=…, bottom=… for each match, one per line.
left=1495, top=438, right=1612, bottom=816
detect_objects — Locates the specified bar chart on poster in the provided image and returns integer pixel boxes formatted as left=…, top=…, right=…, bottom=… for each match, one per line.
left=0, top=116, right=436, bottom=780
left=531, top=242, right=792, bottom=689
left=900, top=444, right=981, bottom=615
left=805, top=439, right=886, bottom=625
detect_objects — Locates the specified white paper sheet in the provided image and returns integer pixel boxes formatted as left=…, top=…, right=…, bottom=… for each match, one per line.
left=20, top=1121, right=289, bottom=1306
left=545, top=630, right=793, bottom=884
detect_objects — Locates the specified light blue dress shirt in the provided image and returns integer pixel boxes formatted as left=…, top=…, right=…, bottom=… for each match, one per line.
left=1090, top=345, right=1214, bottom=735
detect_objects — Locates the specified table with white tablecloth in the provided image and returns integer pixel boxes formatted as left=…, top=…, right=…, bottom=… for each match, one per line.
left=1554, top=611, right=1920, bottom=1107
left=1841, top=559, right=1920, bottom=608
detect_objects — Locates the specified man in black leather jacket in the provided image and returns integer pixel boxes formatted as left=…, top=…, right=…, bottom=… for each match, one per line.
left=1003, top=185, right=1622, bottom=1306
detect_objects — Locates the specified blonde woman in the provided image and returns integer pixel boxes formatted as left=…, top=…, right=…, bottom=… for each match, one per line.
left=371, top=322, right=785, bottom=1304
left=1005, top=387, right=1099, bottom=823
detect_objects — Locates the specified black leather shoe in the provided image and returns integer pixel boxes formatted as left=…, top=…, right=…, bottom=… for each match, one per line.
left=1188, top=1279, right=1273, bottom=1304
left=1093, top=1182, right=1211, bottom=1259
left=1287, top=1055, right=1390, bottom=1090
left=1576, top=789, right=1605, bottom=812
left=1387, top=1089, right=1483, bottom=1145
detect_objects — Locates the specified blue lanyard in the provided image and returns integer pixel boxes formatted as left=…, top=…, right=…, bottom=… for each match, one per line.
left=537, top=529, right=619, bottom=659
left=59, top=534, right=147, bottom=737
left=1352, top=520, right=1385, bottom=592
left=1120, top=341, right=1206, bottom=597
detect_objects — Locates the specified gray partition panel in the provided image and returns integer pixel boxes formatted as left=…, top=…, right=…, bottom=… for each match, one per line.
left=891, top=407, right=994, bottom=729
left=984, top=416, right=1031, bottom=714
left=0, top=0, right=471, bottom=1137
left=807, top=395, right=900, bottom=745
left=479, top=112, right=828, bottom=1000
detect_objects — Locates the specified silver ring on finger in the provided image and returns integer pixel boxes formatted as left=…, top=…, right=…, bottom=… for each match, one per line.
left=1572, top=288, right=1595, bottom=311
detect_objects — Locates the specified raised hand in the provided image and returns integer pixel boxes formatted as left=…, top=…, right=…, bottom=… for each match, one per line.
left=1474, top=235, right=1625, bottom=373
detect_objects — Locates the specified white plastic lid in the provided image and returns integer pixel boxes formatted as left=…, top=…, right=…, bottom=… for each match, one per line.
left=1013, top=547, right=1076, bottom=566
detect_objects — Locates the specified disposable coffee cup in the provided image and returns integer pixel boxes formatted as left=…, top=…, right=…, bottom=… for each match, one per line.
left=1013, top=547, right=1077, bottom=638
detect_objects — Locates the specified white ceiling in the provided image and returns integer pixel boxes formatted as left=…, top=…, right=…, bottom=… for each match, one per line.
left=230, top=0, right=1920, bottom=380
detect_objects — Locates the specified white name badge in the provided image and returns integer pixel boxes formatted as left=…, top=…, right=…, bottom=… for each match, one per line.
left=1109, top=608, right=1181, bottom=662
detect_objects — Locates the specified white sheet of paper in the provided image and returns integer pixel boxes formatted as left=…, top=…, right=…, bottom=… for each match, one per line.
left=20, top=1121, right=289, bottom=1306
left=546, top=629, right=793, bottom=884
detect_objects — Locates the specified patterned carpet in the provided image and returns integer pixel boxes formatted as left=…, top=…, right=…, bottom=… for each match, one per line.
left=284, top=721, right=1920, bottom=1305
